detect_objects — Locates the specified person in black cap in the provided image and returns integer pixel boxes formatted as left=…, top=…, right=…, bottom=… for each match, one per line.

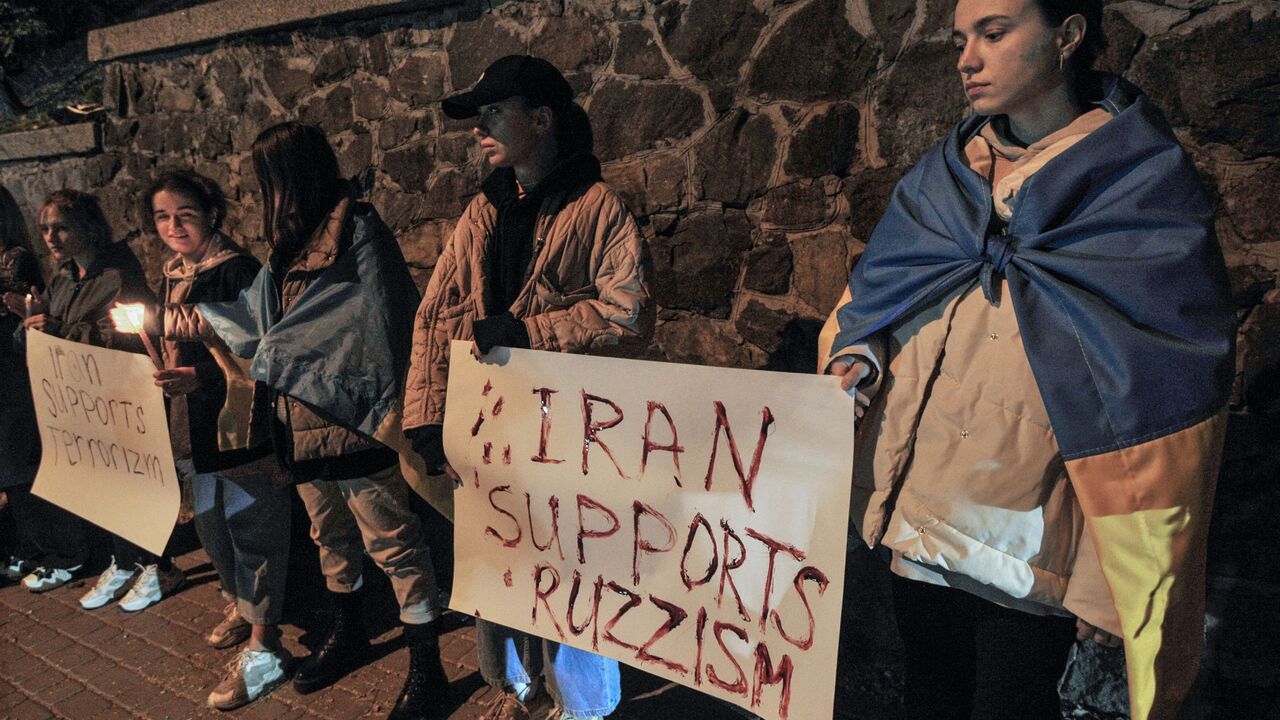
left=405, top=55, right=651, bottom=720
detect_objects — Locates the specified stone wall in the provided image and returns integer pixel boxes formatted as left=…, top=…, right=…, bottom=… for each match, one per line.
left=0, top=0, right=1277, bottom=716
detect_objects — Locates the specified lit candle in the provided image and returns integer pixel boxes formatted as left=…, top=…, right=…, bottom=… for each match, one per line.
left=109, top=303, right=163, bottom=370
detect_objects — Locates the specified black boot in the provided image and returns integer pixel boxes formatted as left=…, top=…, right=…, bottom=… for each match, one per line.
left=388, top=621, right=450, bottom=720
left=293, top=588, right=370, bottom=694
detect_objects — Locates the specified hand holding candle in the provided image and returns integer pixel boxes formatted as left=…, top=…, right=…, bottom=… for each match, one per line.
left=110, top=302, right=163, bottom=370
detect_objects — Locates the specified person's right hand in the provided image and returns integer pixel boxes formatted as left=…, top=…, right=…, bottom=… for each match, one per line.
left=2, top=291, right=24, bottom=317
left=23, top=313, right=60, bottom=335
left=154, top=367, right=201, bottom=396
left=827, top=357, right=873, bottom=419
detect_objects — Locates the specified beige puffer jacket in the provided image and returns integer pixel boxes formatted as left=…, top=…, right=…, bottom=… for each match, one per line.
left=404, top=180, right=650, bottom=430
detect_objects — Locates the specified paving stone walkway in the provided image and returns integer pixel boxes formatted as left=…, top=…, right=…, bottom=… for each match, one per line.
left=0, top=544, right=745, bottom=720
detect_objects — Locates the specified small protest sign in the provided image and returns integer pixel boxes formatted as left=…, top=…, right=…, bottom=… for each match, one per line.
left=27, top=329, right=180, bottom=555
left=445, top=341, right=856, bottom=720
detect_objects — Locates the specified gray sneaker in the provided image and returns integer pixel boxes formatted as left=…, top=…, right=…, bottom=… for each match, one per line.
left=207, top=645, right=292, bottom=711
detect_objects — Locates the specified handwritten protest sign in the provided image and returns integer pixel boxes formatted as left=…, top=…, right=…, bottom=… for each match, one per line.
left=27, top=330, right=180, bottom=555
left=445, top=341, right=856, bottom=720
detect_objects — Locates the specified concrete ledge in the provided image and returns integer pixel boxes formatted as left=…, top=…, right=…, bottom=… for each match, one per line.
left=0, top=123, right=99, bottom=162
left=88, top=0, right=460, bottom=62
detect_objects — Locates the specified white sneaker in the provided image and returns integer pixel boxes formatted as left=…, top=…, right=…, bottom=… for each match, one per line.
left=22, top=565, right=82, bottom=593
left=2, top=555, right=35, bottom=581
left=118, top=564, right=185, bottom=612
left=79, top=557, right=137, bottom=609
left=207, top=645, right=291, bottom=710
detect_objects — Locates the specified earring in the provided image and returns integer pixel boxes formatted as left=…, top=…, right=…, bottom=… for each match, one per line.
left=1058, top=52, right=1065, bottom=72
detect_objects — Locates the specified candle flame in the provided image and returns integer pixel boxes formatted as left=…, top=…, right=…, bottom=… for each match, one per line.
left=110, top=303, right=146, bottom=333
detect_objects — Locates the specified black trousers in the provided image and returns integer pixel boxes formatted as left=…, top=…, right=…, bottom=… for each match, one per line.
left=891, top=573, right=1077, bottom=720
left=111, top=534, right=168, bottom=570
left=5, top=486, right=92, bottom=570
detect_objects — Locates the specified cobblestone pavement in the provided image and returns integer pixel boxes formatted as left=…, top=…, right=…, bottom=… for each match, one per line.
left=0, top=545, right=746, bottom=720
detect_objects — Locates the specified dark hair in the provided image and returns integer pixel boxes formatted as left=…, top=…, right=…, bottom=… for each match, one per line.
left=140, top=169, right=228, bottom=234
left=552, top=101, right=594, bottom=157
left=1031, top=0, right=1107, bottom=83
left=250, top=122, right=342, bottom=265
left=0, top=184, right=30, bottom=251
left=518, top=97, right=595, bottom=158
left=39, top=189, right=112, bottom=250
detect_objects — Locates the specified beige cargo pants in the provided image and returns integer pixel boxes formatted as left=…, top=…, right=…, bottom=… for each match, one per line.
left=296, top=463, right=440, bottom=624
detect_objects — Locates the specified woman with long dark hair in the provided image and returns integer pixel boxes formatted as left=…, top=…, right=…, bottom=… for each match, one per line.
left=0, top=185, right=45, bottom=583
left=821, top=1, right=1233, bottom=718
left=149, top=122, right=450, bottom=719
left=405, top=55, right=651, bottom=720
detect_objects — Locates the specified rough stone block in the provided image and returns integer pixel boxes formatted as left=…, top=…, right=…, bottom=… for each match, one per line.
left=334, top=128, right=374, bottom=178
left=314, top=41, right=363, bottom=85
left=787, top=103, right=860, bottom=179
left=694, top=109, right=777, bottom=205
left=791, top=228, right=858, bottom=314
left=651, top=210, right=752, bottom=318
left=1129, top=4, right=1280, bottom=158
left=297, top=85, right=354, bottom=135
left=390, top=53, right=447, bottom=108
left=842, top=166, right=903, bottom=241
left=742, top=233, right=793, bottom=296
left=263, top=58, right=314, bottom=107
left=601, top=160, right=647, bottom=217
left=434, top=132, right=474, bottom=167
left=381, top=140, right=435, bottom=191
left=446, top=13, right=526, bottom=90
left=735, top=297, right=794, bottom=353
left=755, top=180, right=834, bottom=230
left=377, top=114, right=421, bottom=150
left=614, top=23, right=669, bottom=79
left=661, top=0, right=766, bottom=85
left=747, top=0, right=878, bottom=103
left=655, top=316, right=763, bottom=369
left=590, top=79, right=705, bottom=161
left=353, top=76, right=390, bottom=120
left=875, top=40, right=968, bottom=169
left=531, top=13, right=612, bottom=73
left=0, top=124, right=99, bottom=162
left=645, top=153, right=686, bottom=213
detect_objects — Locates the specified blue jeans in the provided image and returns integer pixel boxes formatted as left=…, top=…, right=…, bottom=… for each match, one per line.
left=476, top=619, right=621, bottom=718
left=190, top=462, right=291, bottom=625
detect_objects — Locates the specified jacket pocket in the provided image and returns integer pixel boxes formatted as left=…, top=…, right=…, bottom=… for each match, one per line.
left=433, top=292, right=477, bottom=320
left=534, top=276, right=598, bottom=308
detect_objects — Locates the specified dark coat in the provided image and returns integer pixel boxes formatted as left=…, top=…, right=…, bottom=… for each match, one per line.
left=37, top=240, right=155, bottom=352
left=1, top=245, right=44, bottom=488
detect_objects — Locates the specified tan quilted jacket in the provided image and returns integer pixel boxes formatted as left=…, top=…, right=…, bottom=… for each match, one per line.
left=404, top=180, right=651, bottom=430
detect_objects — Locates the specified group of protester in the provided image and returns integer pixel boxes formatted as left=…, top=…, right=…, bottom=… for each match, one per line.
left=0, top=1, right=1235, bottom=719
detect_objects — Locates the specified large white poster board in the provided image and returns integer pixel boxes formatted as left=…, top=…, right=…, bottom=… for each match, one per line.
left=446, top=341, right=856, bottom=720
left=27, top=330, right=180, bottom=555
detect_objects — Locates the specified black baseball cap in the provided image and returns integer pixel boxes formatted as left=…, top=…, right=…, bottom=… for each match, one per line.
left=442, top=55, right=574, bottom=120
